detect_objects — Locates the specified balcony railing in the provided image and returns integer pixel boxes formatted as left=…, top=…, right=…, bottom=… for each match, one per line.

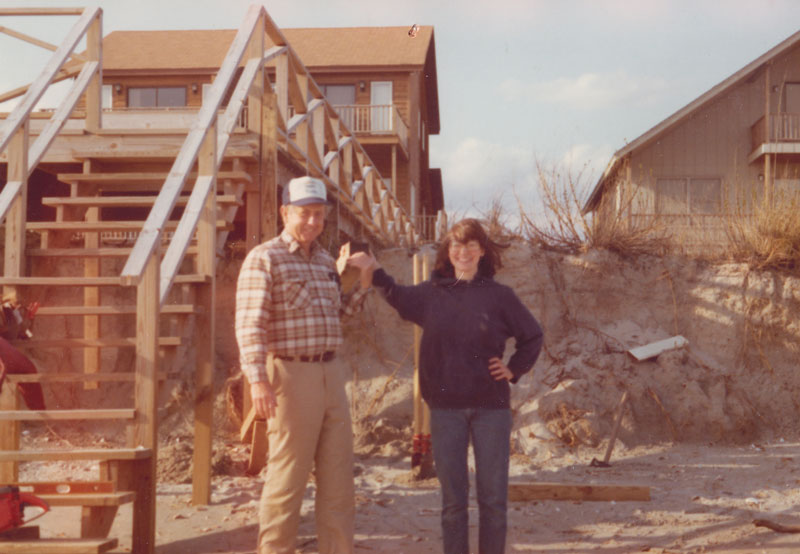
left=751, top=113, right=800, bottom=150
left=333, top=104, right=408, bottom=150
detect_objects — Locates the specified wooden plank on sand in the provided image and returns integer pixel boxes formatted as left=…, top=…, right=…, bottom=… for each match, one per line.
left=508, top=482, right=650, bottom=502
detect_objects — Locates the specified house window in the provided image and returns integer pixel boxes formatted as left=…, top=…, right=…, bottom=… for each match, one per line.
left=128, top=86, right=187, bottom=108
left=320, top=85, right=356, bottom=129
left=784, top=83, right=800, bottom=113
left=656, top=177, right=721, bottom=214
left=321, top=85, right=355, bottom=106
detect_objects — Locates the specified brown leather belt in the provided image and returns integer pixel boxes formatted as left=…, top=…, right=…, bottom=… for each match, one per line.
left=275, top=351, right=335, bottom=363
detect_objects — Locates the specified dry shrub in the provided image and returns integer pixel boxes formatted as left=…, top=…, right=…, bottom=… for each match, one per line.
left=726, top=191, right=800, bottom=272
left=520, top=161, right=671, bottom=256
left=544, top=403, right=598, bottom=447
left=477, top=195, right=522, bottom=243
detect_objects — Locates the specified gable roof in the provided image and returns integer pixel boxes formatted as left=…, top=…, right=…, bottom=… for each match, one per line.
left=584, top=28, right=800, bottom=212
left=99, top=26, right=439, bottom=133
left=100, top=26, right=433, bottom=70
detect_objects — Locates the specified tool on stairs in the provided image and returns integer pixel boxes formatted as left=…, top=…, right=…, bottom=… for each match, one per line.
left=0, top=485, right=50, bottom=534
left=590, top=390, right=629, bottom=468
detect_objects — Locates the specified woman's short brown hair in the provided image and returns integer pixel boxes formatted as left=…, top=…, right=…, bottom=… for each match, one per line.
left=433, top=218, right=506, bottom=278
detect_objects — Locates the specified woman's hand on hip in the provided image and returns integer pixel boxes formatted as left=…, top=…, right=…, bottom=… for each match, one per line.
left=488, top=357, right=513, bottom=381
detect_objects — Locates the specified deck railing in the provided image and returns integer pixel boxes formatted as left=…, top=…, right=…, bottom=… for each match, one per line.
left=751, top=113, right=800, bottom=150
left=629, top=213, right=731, bottom=250
left=334, top=104, right=409, bottom=147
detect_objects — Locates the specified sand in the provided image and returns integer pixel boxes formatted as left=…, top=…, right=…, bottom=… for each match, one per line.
left=15, top=240, right=800, bottom=553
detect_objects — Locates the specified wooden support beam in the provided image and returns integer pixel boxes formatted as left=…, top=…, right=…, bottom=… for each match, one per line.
left=260, top=81, right=279, bottom=242
left=0, top=8, right=85, bottom=15
left=246, top=13, right=264, bottom=133
left=4, top=121, right=29, bottom=306
left=275, top=51, right=289, bottom=125
left=0, top=25, right=86, bottom=61
left=132, top=253, right=159, bottom=554
left=81, top=505, right=119, bottom=538
left=508, top=482, right=651, bottom=502
left=83, top=160, right=101, bottom=390
left=0, top=377, right=21, bottom=482
left=77, top=14, right=103, bottom=133
left=764, top=61, right=773, bottom=206
left=191, top=121, right=217, bottom=506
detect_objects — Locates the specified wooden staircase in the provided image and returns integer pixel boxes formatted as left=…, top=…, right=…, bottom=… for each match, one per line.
left=0, top=7, right=255, bottom=551
left=0, top=135, right=255, bottom=552
left=0, top=4, right=426, bottom=553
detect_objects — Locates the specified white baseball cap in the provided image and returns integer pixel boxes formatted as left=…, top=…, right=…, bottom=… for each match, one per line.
left=282, top=176, right=328, bottom=206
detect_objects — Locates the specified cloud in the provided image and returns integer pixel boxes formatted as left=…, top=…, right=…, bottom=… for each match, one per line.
left=499, top=70, right=669, bottom=110
left=433, top=137, right=618, bottom=228
left=436, top=137, right=536, bottom=216
left=559, top=143, right=615, bottom=181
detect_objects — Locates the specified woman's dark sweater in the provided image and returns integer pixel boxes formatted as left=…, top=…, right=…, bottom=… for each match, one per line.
left=372, top=267, right=543, bottom=410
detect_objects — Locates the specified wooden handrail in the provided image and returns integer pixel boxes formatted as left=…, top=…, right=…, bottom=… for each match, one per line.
left=159, top=176, right=215, bottom=305
left=0, top=24, right=87, bottom=61
left=0, top=7, right=101, bottom=155
left=28, top=61, right=99, bottom=171
left=0, top=180, right=22, bottom=223
left=120, top=4, right=264, bottom=288
left=0, top=66, right=81, bottom=105
left=0, top=8, right=85, bottom=15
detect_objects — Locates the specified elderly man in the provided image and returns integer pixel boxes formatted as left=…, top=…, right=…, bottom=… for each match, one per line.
left=235, top=176, right=375, bottom=554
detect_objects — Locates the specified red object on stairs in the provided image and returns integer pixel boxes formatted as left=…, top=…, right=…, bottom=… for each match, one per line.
left=0, top=486, right=50, bottom=533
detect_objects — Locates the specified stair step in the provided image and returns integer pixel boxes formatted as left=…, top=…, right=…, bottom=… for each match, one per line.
left=12, top=481, right=114, bottom=495
left=0, top=537, right=118, bottom=554
left=0, top=409, right=135, bottom=421
left=36, top=491, right=134, bottom=507
left=0, top=447, right=152, bottom=462
left=4, top=371, right=170, bottom=384
left=14, top=337, right=181, bottom=348
left=27, top=246, right=199, bottom=257
left=0, top=274, right=210, bottom=286
left=27, top=220, right=231, bottom=232
left=70, top=146, right=256, bottom=161
left=36, top=304, right=199, bottom=316
left=56, top=170, right=252, bottom=185
left=42, top=193, right=242, bottom=207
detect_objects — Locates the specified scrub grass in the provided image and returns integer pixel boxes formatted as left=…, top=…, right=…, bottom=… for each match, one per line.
left=725, top=191, right=800, bottom=272
left=519, top=162, right=671, bottom=256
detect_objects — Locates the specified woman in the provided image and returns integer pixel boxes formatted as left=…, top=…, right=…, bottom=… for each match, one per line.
left=355, top=218, right=543, bottom=554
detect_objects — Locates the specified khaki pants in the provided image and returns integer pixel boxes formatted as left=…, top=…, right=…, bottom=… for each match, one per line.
left=258, top=355, right=354, bottom=554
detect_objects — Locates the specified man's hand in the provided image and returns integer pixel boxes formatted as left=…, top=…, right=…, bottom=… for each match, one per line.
left=347, top=251, right=380, bottom=290
left=250, top=381, right=277, bottom=419
left=488, top=357, right=513, bottom=381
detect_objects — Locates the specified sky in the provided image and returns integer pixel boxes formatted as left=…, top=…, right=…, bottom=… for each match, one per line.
left=2, top=0, right=800, bottom=222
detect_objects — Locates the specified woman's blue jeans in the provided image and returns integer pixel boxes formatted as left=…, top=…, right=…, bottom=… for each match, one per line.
left=430, top=408, right=512, bottom=554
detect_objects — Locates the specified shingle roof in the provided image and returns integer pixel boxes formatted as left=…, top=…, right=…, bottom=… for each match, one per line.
left=101, top=26, right=435, bottom=71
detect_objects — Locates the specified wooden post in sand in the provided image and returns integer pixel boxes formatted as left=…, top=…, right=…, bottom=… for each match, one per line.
left=411, top=252, right=423, bottom=471
left=411, top=250, right=435, bottom=479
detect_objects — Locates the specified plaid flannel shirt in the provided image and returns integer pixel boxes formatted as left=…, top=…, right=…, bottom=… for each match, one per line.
left=235, top=230, right=369, bottom=384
